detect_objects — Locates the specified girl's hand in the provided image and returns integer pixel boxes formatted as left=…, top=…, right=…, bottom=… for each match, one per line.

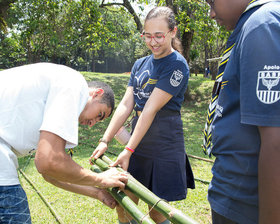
left=90, top=142, right=108, bottom=163
left=110, top=149, right=132, bottom=171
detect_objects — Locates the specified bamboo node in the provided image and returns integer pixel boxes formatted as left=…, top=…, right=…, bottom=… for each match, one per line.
left=168, top=209, right=176, bottom=218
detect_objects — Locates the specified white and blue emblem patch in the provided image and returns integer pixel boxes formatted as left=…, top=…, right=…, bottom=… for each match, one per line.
left=256, top=70, right=280, bottom=104
left=170, top=69, right=183, bottom=87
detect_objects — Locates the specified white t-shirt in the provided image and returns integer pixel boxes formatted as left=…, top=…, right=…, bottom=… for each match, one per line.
left=0, top=63, right=89, bottom=185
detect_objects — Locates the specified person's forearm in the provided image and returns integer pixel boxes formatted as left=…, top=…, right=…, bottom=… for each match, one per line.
left=102, top=103, right=134, bottom=142
left=36, top=151, right=103, bottom=187
left=43, top=174, right=100, bottom=198
left=102, top=87, right=134, bottom=143
left=36, top=131, right=127, bottom=189
left=110, top=107, right=158, bottom=170
left=43, top=174, right=117, bottom=209
left=258, top=127, right=280, bottom=223
left=259, top=148, right=280, bottom=223
left=126, top=87, right=173, bottom=150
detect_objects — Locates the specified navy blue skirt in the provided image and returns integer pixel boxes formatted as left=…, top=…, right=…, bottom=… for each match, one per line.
left=128, top=110, right=195, bottom=202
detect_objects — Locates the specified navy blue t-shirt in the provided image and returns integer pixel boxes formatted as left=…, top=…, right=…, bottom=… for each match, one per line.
left=209, top=1, right=280, bottom=224
left=128, top=51, right=189, bottom=111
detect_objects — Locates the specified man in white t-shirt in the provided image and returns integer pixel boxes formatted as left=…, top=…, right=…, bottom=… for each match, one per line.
left=0, top=63, right=128, bottom=223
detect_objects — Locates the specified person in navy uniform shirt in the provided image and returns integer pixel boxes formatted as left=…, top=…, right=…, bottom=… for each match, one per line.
left=204, top=0, right=280, bottom=223
left=92, top=6, right=194, bottom=224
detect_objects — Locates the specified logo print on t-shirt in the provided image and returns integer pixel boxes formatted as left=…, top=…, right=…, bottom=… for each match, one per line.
left=170, top=70, right=183, bottom=87
left=256, top=71, right=280, bottom=104
left=135, top=70, right=151, bottom=99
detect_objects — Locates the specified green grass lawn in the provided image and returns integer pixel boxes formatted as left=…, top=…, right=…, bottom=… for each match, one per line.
left=18, top=72, right=215, bottom=224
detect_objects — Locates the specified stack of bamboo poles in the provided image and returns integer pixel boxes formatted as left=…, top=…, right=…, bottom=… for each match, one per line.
left=90, top=155, right=198, bottom=224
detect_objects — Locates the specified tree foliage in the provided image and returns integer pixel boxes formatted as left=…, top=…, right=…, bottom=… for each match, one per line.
left=0, top=0, right=230, bottom=76
left=0, top=0, right=141, bottom=71
left=0, top=0, right=16, bottom=31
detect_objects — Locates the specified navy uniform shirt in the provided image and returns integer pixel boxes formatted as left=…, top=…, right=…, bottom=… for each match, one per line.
left=209, top=1, right=280, bottom=224
left=128, top=51, right=189, bottom=112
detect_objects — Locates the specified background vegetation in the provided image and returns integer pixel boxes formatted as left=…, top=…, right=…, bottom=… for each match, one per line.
left=0, top=0, right=230, bottom=79
left=18, top=71, right=214, bottom=224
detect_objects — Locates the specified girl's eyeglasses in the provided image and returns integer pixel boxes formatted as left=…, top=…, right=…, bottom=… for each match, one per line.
left=141, top=31, right=171, bottom=43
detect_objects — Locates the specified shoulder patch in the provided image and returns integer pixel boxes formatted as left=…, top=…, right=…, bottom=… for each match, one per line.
left=256, top=71, right=280, bottom=104
left=170, top=69, right=183, bottom=87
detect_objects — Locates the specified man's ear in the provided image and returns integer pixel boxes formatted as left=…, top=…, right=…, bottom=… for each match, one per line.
left=90, top=88, right=104, bottom=98
left=95, top=88, right=104, bottom=95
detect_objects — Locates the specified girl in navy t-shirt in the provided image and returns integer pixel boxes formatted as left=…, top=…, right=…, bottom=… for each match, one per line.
left=92, top=6, right=194, bottom=224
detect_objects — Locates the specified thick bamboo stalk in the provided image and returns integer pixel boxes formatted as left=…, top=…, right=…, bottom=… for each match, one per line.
left=92, top=156, right=199, bottom=224
left=91, top=165, right=155, bottom=224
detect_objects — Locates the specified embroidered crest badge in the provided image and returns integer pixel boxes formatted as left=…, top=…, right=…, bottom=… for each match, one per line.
left=256, top=71, right=280, bottom=104
left=170, top=70, right=183, bottom=87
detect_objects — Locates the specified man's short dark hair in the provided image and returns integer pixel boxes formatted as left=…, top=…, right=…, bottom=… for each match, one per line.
left=87, top=81, right=115, bottom=116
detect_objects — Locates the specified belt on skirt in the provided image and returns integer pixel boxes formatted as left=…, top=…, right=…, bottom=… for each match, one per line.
left=136, top=109, right=180, bottom=117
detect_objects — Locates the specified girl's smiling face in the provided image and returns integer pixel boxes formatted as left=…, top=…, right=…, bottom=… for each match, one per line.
left=144, top=16, right=176, bottom=59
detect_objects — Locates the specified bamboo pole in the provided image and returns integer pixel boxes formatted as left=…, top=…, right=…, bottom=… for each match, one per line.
left=92, top=156, right=199, bottom=224
left=19, top=169, right=65, bottom=224
left=91, top=165, right=155, bottom=224
left=188, top=154, right=214, bottom=163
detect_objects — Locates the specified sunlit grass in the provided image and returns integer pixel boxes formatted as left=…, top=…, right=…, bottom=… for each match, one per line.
left=18, top=72, right=214, bottom=224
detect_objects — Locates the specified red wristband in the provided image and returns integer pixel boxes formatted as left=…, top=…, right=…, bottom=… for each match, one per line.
left=125, top=146, right=135, bottom=153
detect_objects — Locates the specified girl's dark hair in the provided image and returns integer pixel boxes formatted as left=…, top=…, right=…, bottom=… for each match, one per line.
left=145, top=6, right=183, bottom=55
left=87, top=81, right=115, bottom=116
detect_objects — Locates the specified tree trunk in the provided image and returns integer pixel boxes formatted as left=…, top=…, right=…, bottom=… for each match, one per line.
left=100, top=0, right=143, bottom=32
left=181, top=30, right=194, bottom=63
left=91, top=54, right=95, bottom=72
left=0, top=0, right=16, bottom=31
left=123, top=0, right=143, bottom=32
left=165, top=0, right=178, bottom=15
